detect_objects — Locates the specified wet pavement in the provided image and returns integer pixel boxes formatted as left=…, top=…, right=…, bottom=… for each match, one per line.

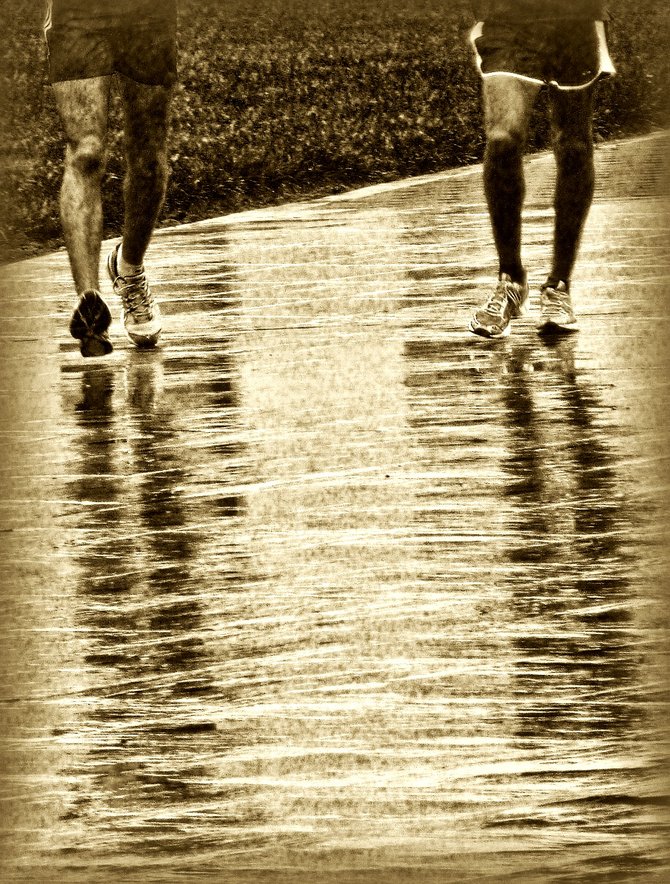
left=1, top=132, right=669, bottom=883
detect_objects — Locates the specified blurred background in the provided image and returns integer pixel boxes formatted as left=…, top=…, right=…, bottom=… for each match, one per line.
left=0, top=0, right=668, bottom=264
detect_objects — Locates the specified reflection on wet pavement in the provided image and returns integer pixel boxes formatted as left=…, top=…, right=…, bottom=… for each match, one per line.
left=1, top=133, right=669, bottom=882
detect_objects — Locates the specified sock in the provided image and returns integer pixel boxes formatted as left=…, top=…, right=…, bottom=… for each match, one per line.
left=119, top=244, right=143, bottom=278
left=500, top=265, right=526, bottom=285
left=545, top=276, right=569, bottom=290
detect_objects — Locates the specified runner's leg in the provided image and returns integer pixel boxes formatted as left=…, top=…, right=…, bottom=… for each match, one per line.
left=119, top=78, right=172, bottom=267
left=52, top=77, right=110, bottom=296
left=548, top=85, right=596, bottom=284
left=482, top=75, right=540, bottom=283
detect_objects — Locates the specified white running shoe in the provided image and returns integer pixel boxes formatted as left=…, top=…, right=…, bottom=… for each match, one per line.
left=469, top=273, right=529, bottom=339
left=107, top=243, right=162, bottom=348
left=537, top=280, right=578, bottom=335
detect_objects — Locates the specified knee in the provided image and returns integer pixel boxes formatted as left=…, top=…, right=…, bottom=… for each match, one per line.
left=485, top=127, right=525, bottom=162
left=126, top=149, right=169, bottom=185
left=66, top=134, right=105, bottom=177
left=553, top=131, right=594, bottom=173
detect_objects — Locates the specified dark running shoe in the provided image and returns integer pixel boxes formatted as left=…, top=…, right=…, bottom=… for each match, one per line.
left=537, top=280, right=578, bottom=334
left=469, top=273, right=528, bottom=339
left=69, top=290, right=113, bottom=357
left=107, top=242, right=162, bottom=348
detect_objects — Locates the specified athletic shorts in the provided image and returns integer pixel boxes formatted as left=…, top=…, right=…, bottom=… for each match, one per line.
left=471, top=19, right=615, bottom=90
left=44, top=1, right=177, bottom=86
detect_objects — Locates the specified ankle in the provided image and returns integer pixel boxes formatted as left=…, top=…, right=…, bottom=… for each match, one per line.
left=500, top=266, right=526, bottom=286
left=545, top=276, right=569, bottom=291
left=118, top=244, right=144, bottom=277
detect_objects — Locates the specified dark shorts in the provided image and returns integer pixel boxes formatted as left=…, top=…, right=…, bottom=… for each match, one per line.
left=471, top=19, right=615, bottom=89
left=44, top=2, right=177, bottom=86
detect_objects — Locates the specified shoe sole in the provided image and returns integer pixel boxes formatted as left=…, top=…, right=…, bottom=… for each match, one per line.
left=468, top=320, right=511, bottom=339
left=537, top=318, right=579, bottom=335
left=79, top=334, right=113, bottom=357
left=70, top=291, right=113, bottom=358
left=126, top=329, right=161, bottom=349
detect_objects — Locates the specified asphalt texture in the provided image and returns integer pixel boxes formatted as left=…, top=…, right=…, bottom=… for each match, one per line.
left=1, top=131, right=669, bottom=883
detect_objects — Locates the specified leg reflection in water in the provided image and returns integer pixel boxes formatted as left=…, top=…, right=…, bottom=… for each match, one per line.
left=499, top=338, right=638, bottom=742
left=57, top=353, right=266, bottom=861
left=496, top=337, right=668, bottom=873
left=403, top=325, right=665, bottom=875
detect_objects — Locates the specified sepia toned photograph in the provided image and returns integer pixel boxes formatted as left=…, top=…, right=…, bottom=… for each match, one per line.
left=1, top=1, right=668, bottom=881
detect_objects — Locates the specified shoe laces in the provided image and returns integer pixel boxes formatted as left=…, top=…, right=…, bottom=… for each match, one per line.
left=542, top=282, right=570, bottom=311
left=484, top=279, right=514, bottom=317
left=117, top=268, right=154, bottom=321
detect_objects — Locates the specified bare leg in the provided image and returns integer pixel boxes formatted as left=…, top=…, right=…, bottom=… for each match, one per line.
left=119, top=77, right=172, bottom=267
left=52, top=77, right=110, bottom=296
left=482, top=75, right=541, bottom=283
left=548, top=86, right=596, bottom=285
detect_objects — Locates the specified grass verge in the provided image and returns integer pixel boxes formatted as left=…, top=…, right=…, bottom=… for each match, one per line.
left=0, top=0, right=668, bottom=263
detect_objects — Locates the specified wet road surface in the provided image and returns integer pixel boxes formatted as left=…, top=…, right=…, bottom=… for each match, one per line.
left=1, top=132, right=669, bottom=882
